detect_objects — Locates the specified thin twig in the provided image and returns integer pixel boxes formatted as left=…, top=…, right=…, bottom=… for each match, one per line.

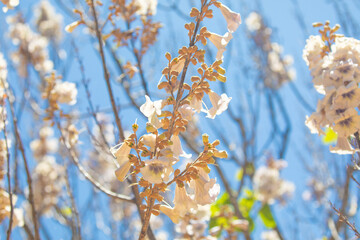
left=64, top=165, right=82, bottom=240
left=331, top=202, right=360, bottom=238
left=90, top=0, right=125, bottom=141
left=168, top=0, right=206, bottom=137
left=138, top=197, right=155, bottom=240
left=6, top=87, right=40, bottom=240
left=4, top=107, right=14, bottom=240
left=72, top=40, right=110, bottom=148
left=55, top=120, right=134, bottom=203
left=130, top=171, right=157, bottom=240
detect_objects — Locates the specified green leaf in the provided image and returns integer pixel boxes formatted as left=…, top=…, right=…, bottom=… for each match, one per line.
left=209, top=192, right=233, bottom=236
left=239, top=189, right=255, bottom=218
left=209, top=216, right=228, bottom=236
left=322, top=127, right=337, bottom=145
left=236, top=169, right=243, bottom=180
left=259, top=204, right=276, bottom=228
left=209, top=217, right=217, bottom=229
left=247, top=217, right=255, bottom=232
left=245, top=163, right=255, bottom=175
left=211, top=192, right=230, bottom=216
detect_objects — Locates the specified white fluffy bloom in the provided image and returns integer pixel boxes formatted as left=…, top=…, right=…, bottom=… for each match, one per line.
left=51, top=81, right=77, bottom=105
left=34, top=0, right=63, bottom=41
left=8, top=18, right=54, bottom=76
left=245, top=12, right=262, bottom=32
left=0, top=188, right=23, bottom=227
left=30, top=126, right=58, bottom=160
left=1, top=0, right=19, bottom=12
left=303, top=35, right=325, bottom=68
left=134, top=0, right=157, bottom=15
left=32, top=156, right=64, bottom=214
left=253, top=165, right=294, bottom=204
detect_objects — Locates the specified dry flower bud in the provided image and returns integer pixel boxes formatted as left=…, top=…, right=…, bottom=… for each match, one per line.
left=202, top=134, right=209, bottom=144
left=65, top=20, right=83, bottom=33
left=165, top=52, right=171, bottom=61
left=190, top=7, right=200, bottom=18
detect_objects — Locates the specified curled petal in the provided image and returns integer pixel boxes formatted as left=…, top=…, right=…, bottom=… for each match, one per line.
left=208, top=32, right=233, bottom=60
left=190, top=96, right=203, bottom=113
left=115, top=161, right=132, bottom=182
left=190, top=168, right=220, bottom=205
left=178, top=104, right=194, bottom=121
left=140, top=95, right=162, bottom=118
left=330, top=137, right=359, bottom=155
left=159, top=205, right=180, bottom=224
left=305, top=113, right=326, bottom=135
left=171, top=135, right=192, bottom=158
left=173, top=185, right=197, bottom=216
left=218, top=3, right=242, bottom=33
left=206, top=91, right=232, bottom=119
left=110, top=142, right=131, bottom=165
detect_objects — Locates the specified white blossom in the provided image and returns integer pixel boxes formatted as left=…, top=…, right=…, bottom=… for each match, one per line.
left=253, top=164, right=294, bottom=204
left=1, top=0, right=19, bottom=12
left=205, top=91, right=232, bottom=119
left=218, top=3, right=241, bottom=33
left=51, top=81, right=77, bottom=105
left=245, top=12, right=262, bottom=32
left=134, top=0, right=157, bottom=15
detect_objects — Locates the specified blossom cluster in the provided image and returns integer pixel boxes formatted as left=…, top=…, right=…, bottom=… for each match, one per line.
left=245, top=12, right=296, bottom=89
left=34, top=0, right=63, bottom=42
left=29, top=126, right=64, bottom=214
left=134, top=0, right=157, bottom=16
left=175, top=205, right=214, bottom=239
left=302, top=177, right=333, bottom=204
left=1, top=0, right=19, bottom=13
left=32, top=156, right=64, bottom=214
left=109, top=0, right=242, bottom=234
left=0, top=53, right=24, bottom=228
left=8, top=16, right=54, bottom=77
left=253, top=158, right=295, bottom=204
left=304, top=23, right=360, bottom=154
left=42, top=72, right=78, bottom=119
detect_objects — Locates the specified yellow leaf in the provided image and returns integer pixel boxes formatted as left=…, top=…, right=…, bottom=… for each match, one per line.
left=322, top=127, right=337, bottom=145
left=61, top=207, right=72, bottom=217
